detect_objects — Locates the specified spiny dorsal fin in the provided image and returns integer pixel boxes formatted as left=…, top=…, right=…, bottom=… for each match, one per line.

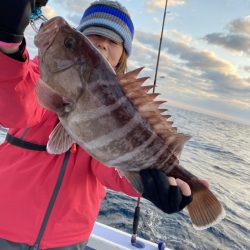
left=159, top=108, right=168, bottom=113
left=120, top=67, right=144, bottom=80
left=166, top=133, right=191, bottom=157
left=162, top=114, right=171, bottom=119
left=118, top=67, right=191, bottom=152
left=147, top=93, right=160, bottom=100
left=122, top=77, right=149, bottom=91
left=141, top=85, right=154, bottom=93
left=137, top=102, right=163, bottom=112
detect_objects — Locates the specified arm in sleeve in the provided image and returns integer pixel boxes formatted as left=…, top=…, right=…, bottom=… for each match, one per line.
left=91, top=158, right=140, bottom=197
left=0, top=41, right=45, bottom=128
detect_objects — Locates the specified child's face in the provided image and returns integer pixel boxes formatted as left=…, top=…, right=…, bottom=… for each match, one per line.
left=86, top=34, right=123, bottom=70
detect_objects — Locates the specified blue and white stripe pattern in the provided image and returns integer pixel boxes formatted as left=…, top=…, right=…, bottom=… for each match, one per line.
left=78, top=1, right=134, bottom=55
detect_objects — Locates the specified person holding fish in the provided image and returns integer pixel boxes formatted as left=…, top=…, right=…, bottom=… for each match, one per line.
left=0, top=0, right=225, bottom=249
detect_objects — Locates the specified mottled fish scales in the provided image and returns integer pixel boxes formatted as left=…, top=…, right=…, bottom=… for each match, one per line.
left=35, top=16, right=226, bottom=230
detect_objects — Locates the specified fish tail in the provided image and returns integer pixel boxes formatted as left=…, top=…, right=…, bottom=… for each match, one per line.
left=188, top=180, right=226, bottom=230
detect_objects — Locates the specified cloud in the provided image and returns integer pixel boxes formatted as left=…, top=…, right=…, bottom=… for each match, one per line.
left=204, top=33, right=250, bottom=54
left=30, top=0, right=250, bottom=120
left=145, top=0, right=186, bottom=11
left=130, top=29, right=250, bottom=111
left=46, top=0, right=91, bottom=26
left=203, top=16, right=250, bottom=54
left=227, top=16, right=250, bottom=34
left=43, top=5, right=58, bottom=19
left=244, top=66, right=250, bottom=73
left=53, top=0, right=91, bottom=14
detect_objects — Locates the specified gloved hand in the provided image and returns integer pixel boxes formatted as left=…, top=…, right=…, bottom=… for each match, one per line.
left=140, top=169, right=192, bottom=214
left=35, top=0, right=49, bottom=7
left=0, top=0, right=34, bottom=43
left=0, top=0, right=48, bottom=43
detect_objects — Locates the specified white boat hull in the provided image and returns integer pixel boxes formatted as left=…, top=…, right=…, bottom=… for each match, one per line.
left=87, top=222, right=170, bottom=250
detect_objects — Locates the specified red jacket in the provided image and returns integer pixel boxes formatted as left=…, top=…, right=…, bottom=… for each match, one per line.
left=0, top=49, right=139, bottom=249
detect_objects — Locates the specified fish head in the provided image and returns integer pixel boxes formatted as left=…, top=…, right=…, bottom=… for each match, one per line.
left=34, top=16, right=111, bottom=116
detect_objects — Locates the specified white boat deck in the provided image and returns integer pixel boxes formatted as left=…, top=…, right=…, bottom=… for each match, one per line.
left=87, top=222, right=170, bottom=250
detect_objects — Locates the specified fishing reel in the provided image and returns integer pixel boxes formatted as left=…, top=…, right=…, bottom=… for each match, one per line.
left=30, top=0, right=48, bottom=33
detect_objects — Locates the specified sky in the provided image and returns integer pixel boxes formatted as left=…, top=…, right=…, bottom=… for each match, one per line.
left=25, top=0, right=250, bottom=125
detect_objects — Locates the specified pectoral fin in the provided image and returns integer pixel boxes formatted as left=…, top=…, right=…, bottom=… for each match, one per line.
left=47, top=122, right=75, bottom=154
left=36, top=79, right=65, bottom=115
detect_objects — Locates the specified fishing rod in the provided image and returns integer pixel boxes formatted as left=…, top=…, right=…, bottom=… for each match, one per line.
left=152, top=0, right=169, bottom=94
left=130, top=1, right=169, bottom=249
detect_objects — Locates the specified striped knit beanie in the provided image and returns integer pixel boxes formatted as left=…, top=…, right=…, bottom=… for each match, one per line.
left=77, top=0, right=134, bottom=56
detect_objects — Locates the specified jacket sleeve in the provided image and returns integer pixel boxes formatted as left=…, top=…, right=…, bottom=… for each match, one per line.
left=91, top=158, right=140, bottom=197
left=0, top=47, right=45, bottom=128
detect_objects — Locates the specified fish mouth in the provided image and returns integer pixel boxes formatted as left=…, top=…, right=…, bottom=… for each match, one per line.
left=34, top=16, right=67, bottom=52
left=35, top=17, right=115, bottom=74
left=35, top=17, right=89, bottom=73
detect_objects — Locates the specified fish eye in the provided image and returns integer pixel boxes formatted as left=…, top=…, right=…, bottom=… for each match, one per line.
left=64, top=37, right=75, bottom=49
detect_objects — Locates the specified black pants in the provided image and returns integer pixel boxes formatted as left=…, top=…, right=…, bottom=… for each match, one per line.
left=0, top=238, right=87, bottom=250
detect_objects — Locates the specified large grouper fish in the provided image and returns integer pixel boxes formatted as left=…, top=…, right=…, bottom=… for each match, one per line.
left=34, top=16, right=225, bottom=230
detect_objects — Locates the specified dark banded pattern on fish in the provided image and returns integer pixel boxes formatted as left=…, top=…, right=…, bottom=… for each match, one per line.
left=35, top=16, right=226, bottom=230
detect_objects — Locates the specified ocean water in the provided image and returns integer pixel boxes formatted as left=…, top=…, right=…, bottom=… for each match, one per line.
left=1, top=107, right=249, bottom=249
left=97, top=106, right=250, bottom=250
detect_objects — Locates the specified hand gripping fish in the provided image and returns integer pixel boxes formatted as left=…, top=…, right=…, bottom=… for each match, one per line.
left=34, top=16, right=225, bottom=230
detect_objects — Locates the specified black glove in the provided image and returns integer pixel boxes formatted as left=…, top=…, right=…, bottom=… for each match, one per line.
left=35, top=0, right=49, bottom=7
left=140, top=169, right=192, bottom=214
left=0, top=0, right=48, bottom=43
left=0, top=0, right=34, bottom=43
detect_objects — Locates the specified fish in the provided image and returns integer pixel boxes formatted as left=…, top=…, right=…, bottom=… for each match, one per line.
left=34, top=16, right=226, bottom=230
